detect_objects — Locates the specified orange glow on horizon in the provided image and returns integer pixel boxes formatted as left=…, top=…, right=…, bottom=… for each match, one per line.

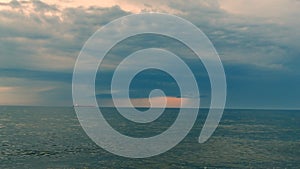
left=100, top=96, right=197, bottom=108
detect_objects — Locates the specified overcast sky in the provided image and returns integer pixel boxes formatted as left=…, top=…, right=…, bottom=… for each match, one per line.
left=0, top=0, right=299, bottom=109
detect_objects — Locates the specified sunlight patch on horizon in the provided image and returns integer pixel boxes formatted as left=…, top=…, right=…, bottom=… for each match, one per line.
left=0, top=86, right=37, bottom=105
left=99, top=96, right=198, bottom=108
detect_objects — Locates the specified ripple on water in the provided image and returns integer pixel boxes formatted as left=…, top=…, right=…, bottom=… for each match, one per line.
left=0, top=124, right=5, bottom=128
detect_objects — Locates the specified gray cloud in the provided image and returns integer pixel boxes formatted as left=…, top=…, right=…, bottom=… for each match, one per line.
left=0, top=0, right=299, bottom=108
left=0, top=2, right=129, bottom=71
left=0, top=2, right=129, bottom=105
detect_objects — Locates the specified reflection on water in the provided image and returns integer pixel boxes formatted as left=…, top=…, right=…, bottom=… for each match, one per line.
left=0, top=106, right=299, bottom=168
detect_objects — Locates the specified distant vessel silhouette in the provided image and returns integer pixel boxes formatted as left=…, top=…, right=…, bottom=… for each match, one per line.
left=73, top=104, right=96, bottom=107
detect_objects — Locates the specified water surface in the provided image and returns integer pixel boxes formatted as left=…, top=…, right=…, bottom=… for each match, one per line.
left=0, top=106, right=299, bottom=168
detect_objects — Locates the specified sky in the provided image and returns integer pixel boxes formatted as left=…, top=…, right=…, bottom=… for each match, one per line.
left=0, top=0, right=299, bottom=109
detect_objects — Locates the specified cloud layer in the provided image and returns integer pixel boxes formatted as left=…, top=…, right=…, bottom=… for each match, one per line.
left=0, top=0, right=299, bottom=108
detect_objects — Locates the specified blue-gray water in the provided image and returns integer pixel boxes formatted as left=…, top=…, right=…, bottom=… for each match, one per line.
left=0, top=106, right=299, bottom=168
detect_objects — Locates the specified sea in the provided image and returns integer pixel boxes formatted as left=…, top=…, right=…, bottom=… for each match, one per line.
left=0, top=106, right=299, bottom=169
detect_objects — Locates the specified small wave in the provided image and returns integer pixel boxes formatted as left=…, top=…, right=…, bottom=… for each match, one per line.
left=0, top=124, right=5, bottom=128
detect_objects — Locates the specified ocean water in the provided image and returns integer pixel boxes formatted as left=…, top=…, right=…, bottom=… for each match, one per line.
left=0, top=106, right=299, bottom=169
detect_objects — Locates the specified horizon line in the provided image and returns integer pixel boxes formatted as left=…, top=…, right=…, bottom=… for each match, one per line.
left=0, top=105, right=299, bottom=111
